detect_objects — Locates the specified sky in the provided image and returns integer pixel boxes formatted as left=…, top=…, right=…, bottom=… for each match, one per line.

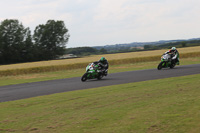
left=0, top=0, right=200, bottom=48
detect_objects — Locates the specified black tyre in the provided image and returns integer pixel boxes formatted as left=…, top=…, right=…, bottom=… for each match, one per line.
left=97, top=73, right=103, bottom=80
left=81, top=73, right=88, bottom=82
left=157, top=62, right=163, bottom=70
left=170, top=63, right=176, bottom=69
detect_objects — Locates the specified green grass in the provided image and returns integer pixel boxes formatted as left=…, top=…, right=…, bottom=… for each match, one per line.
left=0, top=57, right=200, bottom=86
left=1, top=74, right=200, bottom=132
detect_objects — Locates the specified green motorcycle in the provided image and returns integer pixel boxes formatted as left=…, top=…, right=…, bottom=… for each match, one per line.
left=81, top=61, right=104, bottom=82
left=157, top=53, right=176, bottom=70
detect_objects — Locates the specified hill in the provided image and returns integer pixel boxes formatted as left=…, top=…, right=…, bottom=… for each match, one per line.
left=64, top=38, right=200, bottom=56
left=92, top=38, right=200, bottom=52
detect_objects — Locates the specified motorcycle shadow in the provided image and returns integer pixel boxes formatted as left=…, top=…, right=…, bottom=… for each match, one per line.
left=81, top=78, right=113, bottom=82
left=158, top=66, right=182, bottom=70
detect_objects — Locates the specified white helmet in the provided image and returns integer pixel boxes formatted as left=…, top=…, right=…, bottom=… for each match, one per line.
left=171, top=47, right=176, bottom=50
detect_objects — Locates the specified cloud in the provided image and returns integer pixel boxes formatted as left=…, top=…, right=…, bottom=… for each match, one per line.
left=0, top=0, right=200, bottom=47
left=90, top=0, right=200, bottom=44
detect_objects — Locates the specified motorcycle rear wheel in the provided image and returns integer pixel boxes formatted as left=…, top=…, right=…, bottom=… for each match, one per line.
left=170, top=63, right=176, bottom=69
left=97, top=73, right=103, bottom=80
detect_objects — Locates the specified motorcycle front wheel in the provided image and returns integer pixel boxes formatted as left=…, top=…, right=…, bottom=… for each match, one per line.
left=81, top=73, right=88, bottom=82
left=157, top=62, right=163, bottom=70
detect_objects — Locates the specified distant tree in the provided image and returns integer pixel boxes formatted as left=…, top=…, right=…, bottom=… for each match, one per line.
left=181, top=41, right=186, bottom=47
left=33, top=20, right=70, bottom=60
left=144, top=45, right=151, bottom=50
left=21, top=29, right=36, bottom=62
left=99, top=48, right=107, bottom=54
left=0, top=19, right=33, bottom=64
left=65, top=47, right=98, bottom=56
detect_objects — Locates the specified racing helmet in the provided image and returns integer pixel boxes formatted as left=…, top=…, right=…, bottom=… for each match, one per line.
left=100, top=57, right=106, bottom=62
left=171, top=47, right=176, bottom=52
left=171, top=47, right=176, bottom=50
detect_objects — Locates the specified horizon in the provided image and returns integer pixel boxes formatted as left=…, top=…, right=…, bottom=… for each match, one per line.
left=69, top=37, right=200, bottom=48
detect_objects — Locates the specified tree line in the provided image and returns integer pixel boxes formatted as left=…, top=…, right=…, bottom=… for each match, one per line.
left=65, top=39, right=200, bottom=57
left=65, top=47, right=108, bottom=56
left=0, top=19, right=69, bottom=64
left=144, top=40, right=200, bottom=50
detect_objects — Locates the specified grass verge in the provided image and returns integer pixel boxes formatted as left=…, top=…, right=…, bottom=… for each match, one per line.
left=0, top=74, right=200, bottom=132
left=0, top=57, right=200, bottom=86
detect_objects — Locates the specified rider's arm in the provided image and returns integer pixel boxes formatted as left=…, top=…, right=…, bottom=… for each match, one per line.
left=164, top=51, right=169, bottom=54
left=98, top=62, right=104, bottom=69
left=172, top=54, right=177, bottom=59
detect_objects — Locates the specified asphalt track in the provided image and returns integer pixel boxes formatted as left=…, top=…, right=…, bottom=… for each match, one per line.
left=1, top=64, right=200, bottom=102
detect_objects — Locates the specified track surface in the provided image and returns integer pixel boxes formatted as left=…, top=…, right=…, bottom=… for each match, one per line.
left=1, top=64, right=200, bottom=102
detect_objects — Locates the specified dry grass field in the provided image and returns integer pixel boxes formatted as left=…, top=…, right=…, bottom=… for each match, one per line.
left=0, top=46, right=200, bottom=71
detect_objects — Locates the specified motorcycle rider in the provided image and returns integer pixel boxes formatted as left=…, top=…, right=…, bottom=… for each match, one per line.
left=165, top=47, right=180, bottom=65
left=98, top=57, right=109, bottom=76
